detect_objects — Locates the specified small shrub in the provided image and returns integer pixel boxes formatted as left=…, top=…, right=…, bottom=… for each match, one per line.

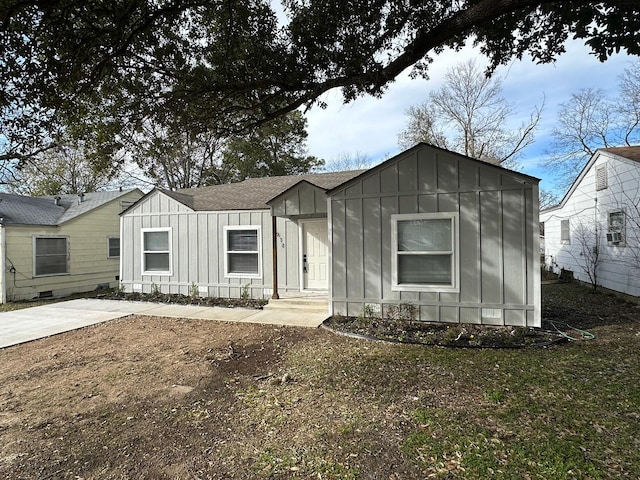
left=385, top=302, right=417, bottom=322
left=150, top=282, right=161, bottom=296
left=114, top=282, right=126, bottom=296
left=357, top=304, right=378, bottom=321
left=189, top=282, right=199, bottom=298
left=241, top=284, right=251, bottom=300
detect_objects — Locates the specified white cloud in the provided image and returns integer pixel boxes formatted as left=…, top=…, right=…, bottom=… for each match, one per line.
left=304, top=39, right=635, bottom=190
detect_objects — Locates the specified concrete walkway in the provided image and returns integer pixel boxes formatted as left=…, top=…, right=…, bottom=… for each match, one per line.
left=0, top=299, right=328, bottom=349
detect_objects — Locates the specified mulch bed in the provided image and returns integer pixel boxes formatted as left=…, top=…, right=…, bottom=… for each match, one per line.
left=323, top=315, right=566, bottom=348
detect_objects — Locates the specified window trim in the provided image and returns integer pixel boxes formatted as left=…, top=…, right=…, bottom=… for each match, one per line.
left=107, top=236, right=120, bottom=258
left=560, top=219, right=571, bottom=244
left=33, top=236, right=70, bottom=277
left=391, top=212, right=459, bottom=293
left=141, top=227, right=172, bottom=276
left=607, top=210, right=626, bottom=246
left=223, top=225, right=262, bottom=279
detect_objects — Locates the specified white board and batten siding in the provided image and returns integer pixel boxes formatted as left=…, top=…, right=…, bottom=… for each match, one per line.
left=120, top=190, right=301, bottom=298
left=329, top=145, right=541, bottom=327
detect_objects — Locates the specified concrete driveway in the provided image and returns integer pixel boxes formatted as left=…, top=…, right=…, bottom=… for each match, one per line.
left=0, top=299, right=327, bottom=349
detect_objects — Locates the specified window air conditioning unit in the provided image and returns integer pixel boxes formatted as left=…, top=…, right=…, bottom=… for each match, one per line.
left=607, top=232, right=622, bottom=243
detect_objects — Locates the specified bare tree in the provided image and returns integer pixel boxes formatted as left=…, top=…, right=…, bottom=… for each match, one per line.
left=398, top=59, right=542, bottom=169
left=545, top=59, right=640, bottom=190
left=130, top=122, right=225, bottom=190
left=323, top=151, right=377, bottom=172
left=539, top=189, right=560, bottom=210
left=7, top=142, right=126, bottom=195
left=571, top=222, right=602, bottom=291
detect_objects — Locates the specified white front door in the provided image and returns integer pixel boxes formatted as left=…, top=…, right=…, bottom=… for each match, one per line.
left=302, top=221, right=328, bottom=290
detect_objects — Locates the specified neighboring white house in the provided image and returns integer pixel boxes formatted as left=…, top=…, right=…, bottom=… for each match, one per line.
left=121, top=143, right=541, bottom=327
left=0, top=189, right=144, bottom=302
left=541, top=146, right=640, bottom=297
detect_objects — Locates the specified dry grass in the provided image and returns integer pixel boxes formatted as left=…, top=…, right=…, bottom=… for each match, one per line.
left=0, top=283, right=639, bottom=479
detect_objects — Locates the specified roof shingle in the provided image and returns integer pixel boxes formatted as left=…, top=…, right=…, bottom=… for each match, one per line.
left=169, top=171, right=365, bottom=211
left=0, top=189, right=139, bottom=226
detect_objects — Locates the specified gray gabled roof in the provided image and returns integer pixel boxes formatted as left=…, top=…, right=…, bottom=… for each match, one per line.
left=161, top=170, right=365, bottom=211
left=542, top=145, right=640, bottom=213
left=0, top=189, right=141, bottom=226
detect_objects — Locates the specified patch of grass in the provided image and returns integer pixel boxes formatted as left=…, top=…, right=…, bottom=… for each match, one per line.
left=1, top=283, right=639, bottom=479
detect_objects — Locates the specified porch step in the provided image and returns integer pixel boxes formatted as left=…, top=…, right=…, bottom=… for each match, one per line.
left=263, top=296, right=329, bottom=314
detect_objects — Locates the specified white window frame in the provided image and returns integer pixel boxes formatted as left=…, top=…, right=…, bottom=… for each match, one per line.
left=391, top=212, right=459, bottom=293
left=141, top=227, right=172, bottom=276
left=560, top=219, right=571, bottom=244
left=107, top=236, right=120, bottom=258
left=607, top=210, right=626, bottom=246
left=224, top=225, right=262, bottom=279
left=33, top=236, right=70, bottom=277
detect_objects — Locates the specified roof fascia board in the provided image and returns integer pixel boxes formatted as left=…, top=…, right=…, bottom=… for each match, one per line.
left=266, top=179, right=327, bottom=205
left=325, top=142, right=540, bottom=196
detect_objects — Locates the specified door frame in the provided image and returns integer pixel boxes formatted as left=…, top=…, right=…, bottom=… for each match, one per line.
left=298, top=219, right=329, bottom=292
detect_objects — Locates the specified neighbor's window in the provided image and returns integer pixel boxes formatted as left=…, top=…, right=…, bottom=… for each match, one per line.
left=561, top=219, right=571, bottom=244
left=34, top=237, right=69, bottom=276
left=608, top=210, right=625, bottom=244
left=142, top=228, right=171, bottom=274
left=107, top=236, right=120, bottom=258
left=391, top=213, right=459, bottom=292
left=595, top=164, right=608, bottom=191
left=224, top=226, right=261, bottom=277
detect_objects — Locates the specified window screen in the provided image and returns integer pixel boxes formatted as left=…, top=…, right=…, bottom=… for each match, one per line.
left=225, top=227, right=260, bottom=276
left=393, top=213, right=457, bottom=290
left=35, top=237, right=68, bottom=276
left=108, top=237, right=120, bottom=258
left=561, top=220, right=570, bottom=243
left=142, top=229, right=170, bottom=273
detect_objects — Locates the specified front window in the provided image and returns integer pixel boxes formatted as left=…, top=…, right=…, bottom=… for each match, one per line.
left=392, top=213, right=459, bottom=292
left=142, top=228, right=171, bottom=274
left=34, top=237, right=69, bottom=276
left=224, top=226, right=261, bottom=277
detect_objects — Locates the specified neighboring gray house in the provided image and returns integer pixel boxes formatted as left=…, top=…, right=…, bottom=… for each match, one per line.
left=0, top=189, right=143, bottom=302
left=121, top=143, right=541, bottom=327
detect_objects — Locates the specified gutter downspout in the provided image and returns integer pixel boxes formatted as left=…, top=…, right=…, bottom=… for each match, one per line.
left=0, top=220, right=6, bottom=304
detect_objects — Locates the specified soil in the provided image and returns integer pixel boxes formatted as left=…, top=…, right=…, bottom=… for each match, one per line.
left=1, top=281, right=638, bottom=478
left=99, top=290, right=267, bottom=309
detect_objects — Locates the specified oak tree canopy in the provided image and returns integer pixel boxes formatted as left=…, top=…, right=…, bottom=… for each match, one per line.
left=1, top=0, right=639, bottom=166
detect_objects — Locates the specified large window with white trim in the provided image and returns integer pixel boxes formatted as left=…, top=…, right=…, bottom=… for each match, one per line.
left=34, top=236, right=69, bottom=276
left=391, top=212, right=459, bottom=292
left=142, top=228, right=172, bottom=275
left=224, top=226, right=261, bottom=278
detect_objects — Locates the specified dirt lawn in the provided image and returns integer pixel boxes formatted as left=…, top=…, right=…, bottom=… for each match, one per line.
left=1, top=283, right=639, bottom=479
left=1, top=316, right=423, bottom=479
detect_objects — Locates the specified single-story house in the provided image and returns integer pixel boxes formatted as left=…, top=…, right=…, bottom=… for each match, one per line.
left=121, top=143, right=541, bottom=327
left=541, top=146, right=640, bottom=297
left=0, top=188, right=143, bottom=302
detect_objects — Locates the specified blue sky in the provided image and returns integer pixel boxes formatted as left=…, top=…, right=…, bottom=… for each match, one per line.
left=304, top=39, right=635, bottom=195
